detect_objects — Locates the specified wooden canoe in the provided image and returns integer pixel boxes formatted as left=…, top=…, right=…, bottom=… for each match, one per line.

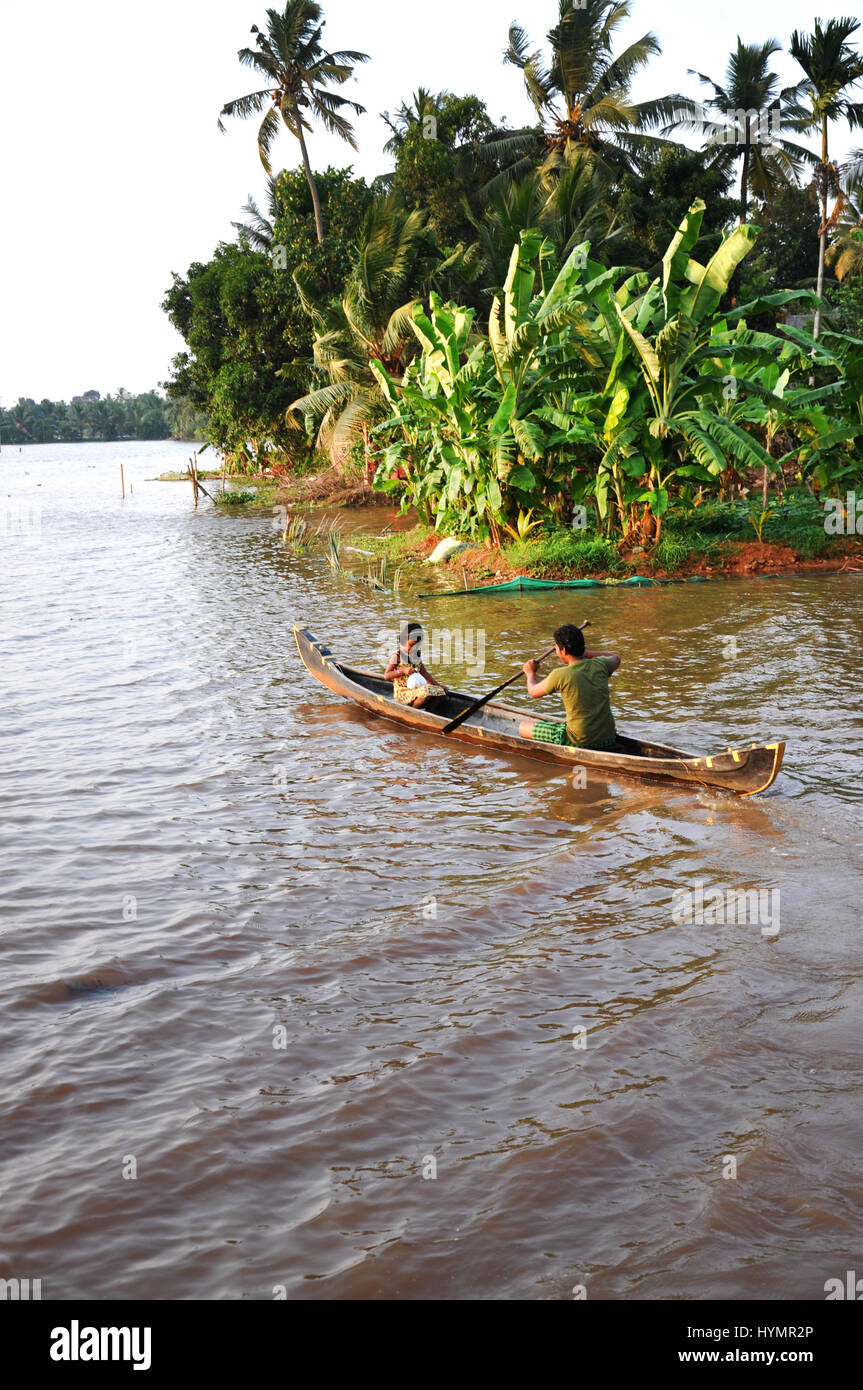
left=294, top=626, right=785, bottom=797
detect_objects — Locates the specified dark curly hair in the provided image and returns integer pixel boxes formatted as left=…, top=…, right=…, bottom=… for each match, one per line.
left=553, top=623, right=585, bottom=658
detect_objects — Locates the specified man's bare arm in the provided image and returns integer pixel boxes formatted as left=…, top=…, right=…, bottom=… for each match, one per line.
left=522, top=660, right=550, bottom=698
left=585, top=650, right=621, bottom=672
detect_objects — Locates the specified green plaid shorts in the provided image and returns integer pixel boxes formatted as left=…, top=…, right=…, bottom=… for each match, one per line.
left=531, top=720, right=572, bottom=746
left=531, top=722, right=618, bottom=750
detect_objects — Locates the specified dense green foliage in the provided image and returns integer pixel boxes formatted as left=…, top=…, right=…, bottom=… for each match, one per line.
left=371, top=203, right=861, bottom=541
left=163, top=0, right=863, bottom=545
left=162, top=167, right=372, bottom=458
left=613, top=148, right=740, bottom=268
left=0, top=390, right=202, bottom=444
left=382, top=89, right=501, bottom=246
left=661, top=39, right=812, bottom=222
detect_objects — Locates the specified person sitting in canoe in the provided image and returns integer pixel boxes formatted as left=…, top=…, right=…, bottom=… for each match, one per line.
left=519, top=622, right=620, bottom=750
left=384, top=621, right=447, bottom=708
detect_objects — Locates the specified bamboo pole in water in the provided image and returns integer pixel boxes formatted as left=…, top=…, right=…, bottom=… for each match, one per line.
left=120, top=464, right=125, bottom=499
left=188, top=452, right=198, bottom=510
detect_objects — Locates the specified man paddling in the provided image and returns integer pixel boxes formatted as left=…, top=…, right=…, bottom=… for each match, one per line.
left=519, top=623, right=621, bottom=750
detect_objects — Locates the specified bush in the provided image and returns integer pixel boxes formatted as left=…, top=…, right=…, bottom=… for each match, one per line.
left=506, top=531, right=621, bottom=575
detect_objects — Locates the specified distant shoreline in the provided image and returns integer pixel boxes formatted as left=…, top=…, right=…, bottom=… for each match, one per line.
left=0, top=437, right=207, bottom=447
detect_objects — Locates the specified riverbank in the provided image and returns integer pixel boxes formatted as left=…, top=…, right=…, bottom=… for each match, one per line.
left=156, top=467, right=863, bottom=585
left=366, top=526, right=863, bottom=586
left=288, top=487, right=863, bottom=586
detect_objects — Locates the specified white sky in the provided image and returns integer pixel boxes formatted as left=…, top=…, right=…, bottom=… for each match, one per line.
left=0, top=0, right=858, bottom=404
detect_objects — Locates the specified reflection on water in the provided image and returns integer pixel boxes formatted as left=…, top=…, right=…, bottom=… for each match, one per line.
left=1, top=441, right=861, bottom=1300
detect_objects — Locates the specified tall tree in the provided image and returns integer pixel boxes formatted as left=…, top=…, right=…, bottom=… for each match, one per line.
left=164, top=168, right=373, bottom=455
left=613, top=145, right=739, bottom=268
left=381, top=89, right=498, bottom=245
left=219, top=2, right=369, bottom=243
left=502, top=0, right=681, bottom=182
left=469, top=154, right=615, bottom=295
left=663, top=39, right=810, bottom=223
left=789, top=17, right=863, bottom=338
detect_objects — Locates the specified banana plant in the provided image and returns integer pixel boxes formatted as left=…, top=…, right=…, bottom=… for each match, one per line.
left=370, top=234, right=607, bottom=538
left=370, top=300, right=509, bottom=538
left=588, top=202, right=789, bottom=538
left=710, top=320, right=863, bottom=494
left=369, top=202, right=863, bottom=542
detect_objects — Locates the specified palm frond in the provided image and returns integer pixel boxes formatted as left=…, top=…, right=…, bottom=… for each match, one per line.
left=257, top=107, right=282, bottom=174
left=218, top=88, right=273, bottom=131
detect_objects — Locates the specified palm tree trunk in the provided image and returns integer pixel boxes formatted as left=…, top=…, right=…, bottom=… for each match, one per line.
left=740, top=143, right=750, bottom=224
left=292, top=105, right=325, bottom=244
left=813, top=114, right=828, bottom=342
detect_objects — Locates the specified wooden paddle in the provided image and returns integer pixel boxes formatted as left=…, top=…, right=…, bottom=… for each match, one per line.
left=442, top=621, right=591, bottom=736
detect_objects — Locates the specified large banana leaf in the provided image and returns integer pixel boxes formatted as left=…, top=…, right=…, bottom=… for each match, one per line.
left=683, top=225, right=759, bottom=324
left=536, top=241, right=594, bottom=321
left=662, top=200, right=706, bottom=319
left=615, top=302, right=661, bottom=388
left=503, top=229, right=543, bottom=348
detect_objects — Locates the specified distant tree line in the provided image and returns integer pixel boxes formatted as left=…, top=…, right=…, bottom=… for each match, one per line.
left=0, top=389, right=208, bottom=444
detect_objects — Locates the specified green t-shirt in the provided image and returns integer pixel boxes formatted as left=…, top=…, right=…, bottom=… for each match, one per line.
left=540, top=658, right=617, bottom=747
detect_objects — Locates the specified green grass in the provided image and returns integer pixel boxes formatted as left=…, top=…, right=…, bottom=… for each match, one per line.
left=661, top=494, right=832, bottom=560
left=154, top=469, right=222, bottom=481
left=652, top=533, right=692, bottom=571
left=215, top=484, right=282, bottom=507
left=360, top=525, right=428, bottom=560
left=256, top=493, right=840, bottom=583
left=762, top=497, right=832, bottom=558
left=216, top=489, right=259, bottom=505
left=505, top=532, right=622, bottom=575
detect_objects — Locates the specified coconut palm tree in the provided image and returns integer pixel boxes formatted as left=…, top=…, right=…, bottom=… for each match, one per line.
left=500, top=0, right=683, bottom=183
left=219, top=2, right=369, bottom=244
left=789, top=17, right=863, bottom=337
left=662, top=39, right=811, bottom=223
left=382, top=88, right=441, bottom=156
left=9, top=400, right=35, bottom=442
left=469, top=156, right=616, bottom=295
left=288, top=195, right=440, bottom=457
left=826, top=155, right=863, bottom=282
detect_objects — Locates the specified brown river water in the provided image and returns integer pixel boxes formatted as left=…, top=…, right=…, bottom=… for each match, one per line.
left=1, top=441, right=862, bottom=1301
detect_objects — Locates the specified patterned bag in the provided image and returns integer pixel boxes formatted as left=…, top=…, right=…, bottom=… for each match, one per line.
left=392, top=671, right=429, bottom=706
